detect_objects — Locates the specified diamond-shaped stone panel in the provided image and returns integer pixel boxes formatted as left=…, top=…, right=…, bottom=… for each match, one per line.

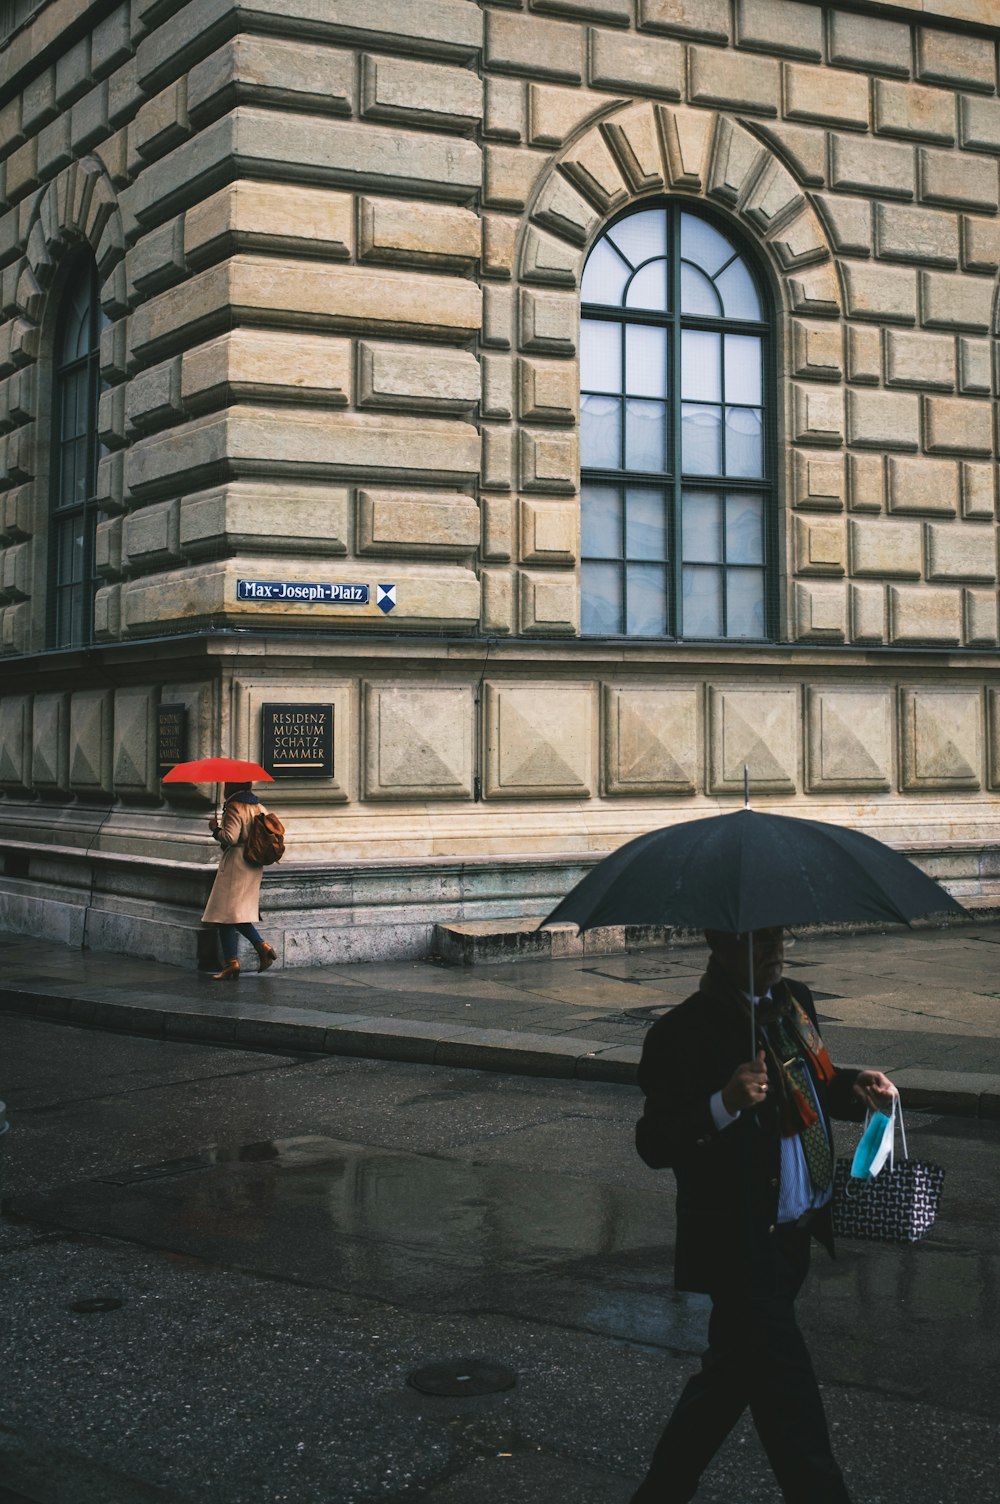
left=806, top=688, right=892, bottom=792
left=485, top=683, right=593, bottom=799
left=113, top=690, right=155, bottom=795
left=70, top=690, right=113, bottom=793
left=364, top=684, right=473, bottom=801
left=31, top=694, right=69, bottom=792
left=900, top=688, right=982, bottom=790
left=603, top=686, right=699, bottom=796
left=709, top=688, right=798, bottom=794
left=0, top=695, right=31, bottom=788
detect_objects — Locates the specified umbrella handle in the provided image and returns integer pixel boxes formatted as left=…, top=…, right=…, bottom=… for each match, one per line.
left=748, top=929, right=756, bottom=1059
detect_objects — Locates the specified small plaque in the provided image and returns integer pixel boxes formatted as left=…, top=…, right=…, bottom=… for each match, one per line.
left=157, top=703, right=188, bottom=779
left=262, top=703, right=334, bottom=780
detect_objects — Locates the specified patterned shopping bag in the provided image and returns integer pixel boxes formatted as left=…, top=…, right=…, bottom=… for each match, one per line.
left=832, top=1098, right=945, bottom=1245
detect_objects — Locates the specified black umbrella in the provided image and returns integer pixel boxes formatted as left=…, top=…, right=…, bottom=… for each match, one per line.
left=543, top=807, right=969, bottom=1053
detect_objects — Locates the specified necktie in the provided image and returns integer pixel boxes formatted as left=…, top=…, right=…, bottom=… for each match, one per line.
left=784, top=1057, right=834, bottom=1193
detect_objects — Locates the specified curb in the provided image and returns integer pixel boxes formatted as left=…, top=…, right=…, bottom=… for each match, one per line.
left=3, top=985, right=999, bottom=1117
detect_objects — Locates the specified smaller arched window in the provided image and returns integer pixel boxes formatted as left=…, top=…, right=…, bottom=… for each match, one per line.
left=49, top=255, right=105, bottom=649
left=579, top=204, right=774, bottom=641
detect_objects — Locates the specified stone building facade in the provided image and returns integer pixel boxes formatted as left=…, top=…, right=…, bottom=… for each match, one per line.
left=1, top=0, right=999, bottom=965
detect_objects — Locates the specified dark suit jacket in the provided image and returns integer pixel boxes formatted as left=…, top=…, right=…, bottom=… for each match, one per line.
left=635, top=969, right=863, bottom=1295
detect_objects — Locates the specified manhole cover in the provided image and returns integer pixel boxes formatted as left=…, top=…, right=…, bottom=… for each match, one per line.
left=408, top=1360, right=516, bottom=1397
left=68, top=1297, right=123, bottom=1314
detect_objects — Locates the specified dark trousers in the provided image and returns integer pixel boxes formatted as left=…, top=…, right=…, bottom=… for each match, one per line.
left=631, top=1225, right=852, bottom=1504
left=218, top=922, right=263, bottom=959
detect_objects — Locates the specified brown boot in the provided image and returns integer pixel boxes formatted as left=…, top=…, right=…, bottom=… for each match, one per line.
left=256, top=942, right=277, bottom=973
left=212, top=958, right=240, bottom=981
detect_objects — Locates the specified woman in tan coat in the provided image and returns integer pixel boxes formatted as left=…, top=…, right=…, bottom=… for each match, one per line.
left=202, top=783, right=277, bottom=980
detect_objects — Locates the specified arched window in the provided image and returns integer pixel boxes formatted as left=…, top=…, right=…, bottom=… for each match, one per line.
left=579, top=204, right=774, bottom=640
left=49, top=254, right=104, bottom=649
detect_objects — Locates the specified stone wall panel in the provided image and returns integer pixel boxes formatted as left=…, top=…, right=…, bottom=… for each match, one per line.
left=356, top=490, right=479, bottom=557
left=0, top=694, right=32, bottom=790
left=113, top=687, right=157, bottom=796
left=602, top=684, right=700, bottom=796
left=708, top=687, right=798, bottom=795
left=485, top=681, right=594, bottom=798
left=890, top=585, right=964, bottom=645
left=364, top=683, right=474, bottom=801
left=235, top=678, right=352, bottom=802
left=806, top=687, right=893, bottom=792
left=900, top=687, right=982, bottom=789
left=69, top=689, right=114, bottom=794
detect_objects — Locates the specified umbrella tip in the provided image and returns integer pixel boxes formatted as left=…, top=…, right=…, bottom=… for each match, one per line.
left=743, top=764, right=751, bottom=810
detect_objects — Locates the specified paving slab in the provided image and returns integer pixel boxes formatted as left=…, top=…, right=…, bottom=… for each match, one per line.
left=3, top=923, right=1000, bottom=1112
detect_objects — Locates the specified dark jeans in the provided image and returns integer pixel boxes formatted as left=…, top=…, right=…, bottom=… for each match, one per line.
left=631, top=1225, right=852, bottom=1504
left=218, top=922, right=263, bottom=960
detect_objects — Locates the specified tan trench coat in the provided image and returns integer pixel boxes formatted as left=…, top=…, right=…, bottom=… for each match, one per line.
left=201, top=800, right=266, bottom=924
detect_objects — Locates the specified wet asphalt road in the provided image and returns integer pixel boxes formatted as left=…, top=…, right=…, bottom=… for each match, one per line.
left=1, top=1015, right=998, bottom=1504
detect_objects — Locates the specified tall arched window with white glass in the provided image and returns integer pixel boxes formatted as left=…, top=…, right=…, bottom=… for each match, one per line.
left=579, top=205, right=774, bottom=640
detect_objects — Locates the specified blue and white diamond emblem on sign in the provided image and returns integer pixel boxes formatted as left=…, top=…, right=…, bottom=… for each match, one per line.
left=376, top=584, right=397, bottom=614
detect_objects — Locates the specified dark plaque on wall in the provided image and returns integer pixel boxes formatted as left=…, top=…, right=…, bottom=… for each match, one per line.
left=157, top=703, right=188, bottom=779
left=262, top=703, right=334, bottom=779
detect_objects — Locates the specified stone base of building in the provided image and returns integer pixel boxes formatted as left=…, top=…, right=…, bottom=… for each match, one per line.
left=1, top=839, right=998, bottom=972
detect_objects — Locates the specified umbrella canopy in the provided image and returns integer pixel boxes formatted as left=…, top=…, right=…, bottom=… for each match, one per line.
left=543, top=809, right=969, bottom=935
left=161, top=758, right=273, bottom=785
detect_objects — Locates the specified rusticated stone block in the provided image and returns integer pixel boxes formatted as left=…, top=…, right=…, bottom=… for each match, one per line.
left=662, top=106, right=715, bottom=189
left=5, top=140, right=39, bottom=202
left=846, top=325, right=881, bottom=385
left=602, top=103, right=667, bottom=193
left=128, top=406, right=481, bottom=498
left=70, top=689, right=114, bottom=794
left=794, top=515, right=845, bottom=576
left=770, top=208, right=829, bottom=271
left=794, top=581, right=847, bottom=642
left=486, top=11, right=584, bottom=82
left=850, top=518, right=922, bottom=578
left=364, top=683, right=474, bottom=801
left=793, top=321, right=836, bottom=382
left=962, top=463, right=996, bottom=520
left=784, top=63, right=868, bottom=130
left=95, top=517, right=124, bottom=580
left=92, top=3, right=132, bottom=77
left=21, top=66, right=57, bottom=132
left=482, top=355, right=513, bottom=420
left=961, top=215, right=1000, bottom=273
left=814, top=194, right=872, bottom=257
left=537, top=0, right=631, bottom=18
left=361, top=54, right=482, bottom=131
left=842, top=263, right=917, bottom=324
left=587, top=27, right=683, bottom=98
left=958, top=338, right=992, bottom=396
left=875, top=202, right=958, bottom=268
left=0, top=693, right=31, bottom=788
left=920, top=148, right=998, bottom=212
left=873, top=80, right=955, bottom=144
left=37, top=114, right=73, bottom=178
left=360, top=197, right=478, bottom=271
left=707, top=116, right=766, bottom=205
left=179, top=482, right=349, bottom=558
left=899, top=687, right=981, bottom=791
left=850, top=583, right=886, bottom=642
left=481, top=569, right=513, bottom=634
left=689, top=47, right=778, bottom=115
left=529, top=85, right=617, bottom=150
left=829, top=10, right=910, bottom=77
left=485, top=680, right=592, bottom=797
left=919, top=270, right=992, bottom=332
left=532, top=171, right=601, bottom=245
left=603, top=684, right=700, bottom=797
left=357, top=489, right=479, bottom=557
left=32, top=694, right=69, bottom=793
left=742, top=157, right=804, bottom=238
left=562, top=132, right=631, bottom=212
left=709, top=687, right=798, bottom=795
left=960, top=96, right=1000, bottom=156
left=887, top=456, right=959, bottom=516
left=187, top=36, right=353, bottom=124
left=519, top=429, right=577, bottom=493
left=917, top=27, right=997, bottom=94
left=127, top=219, right=186, bottom=298
left=185, top=182, right=353, bottom=267
left=793, top=451, right=844, bottom=511
left=884, top=330, right=955, bottom=391
left=519, top=358, right=576, bottom=424
left=0, top=543, right=30, bottom=601
left=847, top=389, right=919, bottom=452
left=481, top=495, right=514, bottom=561
left=793, top=386, right=844, bottom=446
left=98, top=384, right=127, bottom=450
left=71, top=83, right=111, bottom=153
left=891, top=588, right=964, bottom=648
left=481, top=426, right=514, bottom=490
left=519, top=288, right=577, bottom=354
left=923, top=395, right=993, bottom=456
left=483, top=215, right=521, bottom=280
left=485, top=146, right=550, bottom=212
left=638, top=0, right=729, bottom=41
left=965, top=589, right=998, bottom=646
left=830, top=135, right=915, bottom=201
left=124, top=499, right=181, bottom=567
left=806, top=687, right=891, bottom=791
left=113, top=688, right=156, bottom=795
left=519, top=499, right=577, bottom=565
left=181, top=330, right=351, bottom=412
left=126, top=359, right=182, bottom=434
left=518, top=570, right=579, bottom=635
left=737, top=0, right=822, bottom=60
left=358, top=342, right=480, bottom=413
left=925, top=522, right=996, bottom=582
left=485, top=76, right=525, bottom=142
left=133, top=79, right=188, bottom=164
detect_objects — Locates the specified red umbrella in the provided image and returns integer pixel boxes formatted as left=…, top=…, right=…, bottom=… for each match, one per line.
left=161, top=758, right=273, bottom=785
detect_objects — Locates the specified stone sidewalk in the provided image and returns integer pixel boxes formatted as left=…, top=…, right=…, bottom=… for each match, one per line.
left=3, top=922, right=1000, bottom=1115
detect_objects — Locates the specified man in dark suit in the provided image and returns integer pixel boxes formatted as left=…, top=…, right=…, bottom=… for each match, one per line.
left=630, top=926, right=897, bottom=1504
